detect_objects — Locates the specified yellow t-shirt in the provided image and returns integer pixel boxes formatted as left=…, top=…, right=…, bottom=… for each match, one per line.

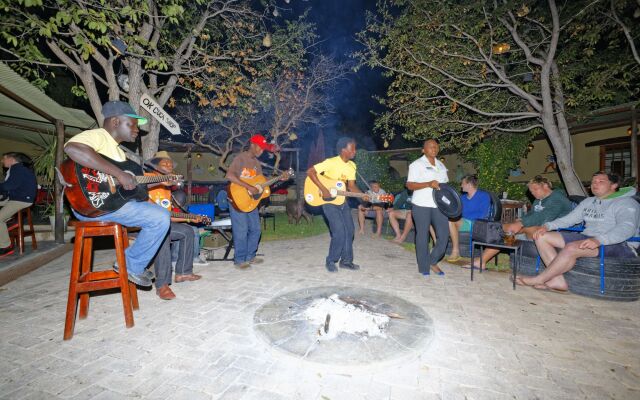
left=65, top=128, right=126, bottom=162
left=313, top=156, right=356, bottom=182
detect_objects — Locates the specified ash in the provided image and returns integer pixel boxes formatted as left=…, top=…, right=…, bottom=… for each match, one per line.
left=304, top=294, right=390, bottom=340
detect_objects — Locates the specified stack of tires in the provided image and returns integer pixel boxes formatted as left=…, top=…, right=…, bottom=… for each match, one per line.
left=565, top=258, right=640, bottom=301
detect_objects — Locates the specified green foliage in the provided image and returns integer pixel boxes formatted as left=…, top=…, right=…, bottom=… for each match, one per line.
left=463, top=133, right=532, bottom=201
left=354, top=150, right=405, bottom=194
left=357, top=0, right=638, bottom=149
left=261, top=212, right=328, bottom=241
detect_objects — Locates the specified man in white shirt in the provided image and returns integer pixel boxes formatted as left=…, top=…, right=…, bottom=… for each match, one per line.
left=406, top=139, right=449, bottom=276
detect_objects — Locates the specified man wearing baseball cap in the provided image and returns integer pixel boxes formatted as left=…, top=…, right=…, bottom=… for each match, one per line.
left=65, top=101, right=169, bottom=288
left=225, top=134, right=280, bottom=269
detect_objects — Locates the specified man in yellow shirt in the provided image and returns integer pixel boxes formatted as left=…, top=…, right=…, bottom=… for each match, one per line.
left=307, top=137, right=368, bottom=272
left=65, top=101, right=170, bottom=288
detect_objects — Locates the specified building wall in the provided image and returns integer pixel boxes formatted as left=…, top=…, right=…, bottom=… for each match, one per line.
left=167, top=151, right=226, bottom=182
left=513, top=126, right=629, bottom=184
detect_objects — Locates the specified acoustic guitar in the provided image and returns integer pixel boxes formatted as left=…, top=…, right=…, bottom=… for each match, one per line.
left=303, top=175, right=394, bottom=206
left=61, top=157, right=182, bottom=217
left=169, top=211, right=211, bottom=225
left=228, top=168, right=294, bottom=212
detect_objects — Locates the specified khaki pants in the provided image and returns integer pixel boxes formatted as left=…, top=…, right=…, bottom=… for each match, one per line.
left=0, top=200, right=32, bottom=248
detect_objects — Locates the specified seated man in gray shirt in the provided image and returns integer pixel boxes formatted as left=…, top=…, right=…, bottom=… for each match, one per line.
left=517, top=172, right=640, bottom=292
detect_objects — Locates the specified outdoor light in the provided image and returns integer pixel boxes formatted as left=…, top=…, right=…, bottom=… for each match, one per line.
left=196, top=153, right=202, bottom=158
left=492, top=43, right=510, bottom=54
left=528, top=143, right=535, bottom=151
left=273, top=8, right=279, bottom=17
left=440, top=157, right=445, bottom=162
left=262, top=33, right=272, bottom=47
left=289, top=132, right=298, bottom=141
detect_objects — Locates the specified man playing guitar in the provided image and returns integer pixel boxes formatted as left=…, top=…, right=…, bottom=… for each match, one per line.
left=307, top=137, right=369, bottom=272
left=146, top=152, right=203, bottom=300
left=225, top=134, right=284, bottom=269
left=64, top=101, right=170, bottom=288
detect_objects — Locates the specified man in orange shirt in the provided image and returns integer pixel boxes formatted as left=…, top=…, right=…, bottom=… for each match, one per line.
left=147, top=152, right=202, bottom=300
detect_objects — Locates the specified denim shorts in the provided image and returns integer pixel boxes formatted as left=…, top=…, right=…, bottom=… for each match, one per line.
left=559, top=231, right=638, bottom=258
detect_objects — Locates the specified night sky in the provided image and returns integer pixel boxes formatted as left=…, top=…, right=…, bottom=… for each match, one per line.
left=289, top=0, right=389, bottom=151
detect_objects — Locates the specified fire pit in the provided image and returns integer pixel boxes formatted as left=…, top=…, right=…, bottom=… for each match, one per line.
left=253, top=286, right=434, bottom=366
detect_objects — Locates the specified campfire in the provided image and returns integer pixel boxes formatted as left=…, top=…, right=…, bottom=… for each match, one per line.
left=303, top=294, right=401, bottom=340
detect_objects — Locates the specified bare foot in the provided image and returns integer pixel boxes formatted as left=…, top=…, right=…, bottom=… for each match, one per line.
left=430, top=264, right=444, bottom=274
left=392, top=236, right=403, bottom=244
left=375, top=232, right=382, bottom=238
left=358, top=230, right=365, bottom=235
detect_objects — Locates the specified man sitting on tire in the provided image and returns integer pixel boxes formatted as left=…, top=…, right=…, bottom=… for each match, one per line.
left=516, top=171, right=639, bottom=292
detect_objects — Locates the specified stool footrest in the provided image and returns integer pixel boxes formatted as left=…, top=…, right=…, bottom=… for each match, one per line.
left=79, top=270, right=119, bottom=282
left=76, top=279, right=122, bottom=293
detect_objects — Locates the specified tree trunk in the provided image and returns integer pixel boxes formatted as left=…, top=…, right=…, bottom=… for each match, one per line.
left=541, top=115, right=587, bottom=196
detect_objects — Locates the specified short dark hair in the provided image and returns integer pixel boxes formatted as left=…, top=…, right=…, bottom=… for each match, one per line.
left=370, top=180, right=379, bottom=185
left=528, top=175, right=553, bottom=189
left=424, top=138, right=439, bottom=146
left=3, top=152, right=32, bottom=165
left=336, top=137, right=355, bottom=153
left=593, top=171, right=621, bottom=190
left=461, top=174, right=478, bottom=188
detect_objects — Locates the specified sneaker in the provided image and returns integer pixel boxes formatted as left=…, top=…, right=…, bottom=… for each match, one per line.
left=193, top=257, right=209, bottom=267
left=234, top=262, right=251, bottom=270
left=0, top=245, right=15, bottom=258
left=325, top=261, right=338, bottom=273
left=126, top=271, right=153, bottom=287
left=339, top=261, right=360, bottom=270
left=249, top=257, right=264, bottom=264
left=113, top=264, right=154, bottom=280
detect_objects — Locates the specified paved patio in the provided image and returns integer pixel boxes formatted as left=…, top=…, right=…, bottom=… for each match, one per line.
left=1, top=232, right=639, bottom=400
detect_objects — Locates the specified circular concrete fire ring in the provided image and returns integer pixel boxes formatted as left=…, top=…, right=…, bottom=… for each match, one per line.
left=253, top=286, right=434, bottom=367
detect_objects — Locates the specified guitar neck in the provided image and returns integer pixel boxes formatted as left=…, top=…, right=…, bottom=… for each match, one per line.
left=135, top=174, right=180, bottom=184
left=171, top=211, right=203, bottom=220
left=262, top=173, right=289, bottom=187
left=336, top=191, right=368, bottom=199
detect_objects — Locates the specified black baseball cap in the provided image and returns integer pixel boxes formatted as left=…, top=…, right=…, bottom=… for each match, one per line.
left=102, top=101, right=148, bottom=125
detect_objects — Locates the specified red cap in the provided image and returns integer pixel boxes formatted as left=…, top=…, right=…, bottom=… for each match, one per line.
left=250, top=134, right=276, bottom=152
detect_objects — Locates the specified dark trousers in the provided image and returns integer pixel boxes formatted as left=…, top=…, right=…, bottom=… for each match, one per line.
left=322, top=202, right=355, bottom=264
left=154, top=222, right=195, bottom=288
left=412, top=205, right=449, bottom=273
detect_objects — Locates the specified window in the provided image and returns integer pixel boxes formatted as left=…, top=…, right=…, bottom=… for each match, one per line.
left=601, top=145, right=631, bottom=179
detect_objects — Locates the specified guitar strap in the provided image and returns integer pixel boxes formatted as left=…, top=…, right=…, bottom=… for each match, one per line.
left=119, top=145, right=161, bottom=173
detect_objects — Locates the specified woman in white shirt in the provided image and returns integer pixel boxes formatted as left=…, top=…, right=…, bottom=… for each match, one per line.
left=406, top=139, right=449, bottom=276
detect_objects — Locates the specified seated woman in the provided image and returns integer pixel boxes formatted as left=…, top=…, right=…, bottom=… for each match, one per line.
left=446, top=175, right=491, bottom=262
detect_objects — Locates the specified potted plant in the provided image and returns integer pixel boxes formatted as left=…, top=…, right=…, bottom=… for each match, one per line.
left=28, top=135, right=69, bottom=231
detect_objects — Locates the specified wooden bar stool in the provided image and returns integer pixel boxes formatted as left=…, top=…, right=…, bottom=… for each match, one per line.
left=64, top=221, right=139, bottom=340
left=8, top=207, right=37, bottom=254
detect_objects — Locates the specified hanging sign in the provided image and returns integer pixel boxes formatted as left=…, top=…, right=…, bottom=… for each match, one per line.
left=139, top=93, right=181, bottom=135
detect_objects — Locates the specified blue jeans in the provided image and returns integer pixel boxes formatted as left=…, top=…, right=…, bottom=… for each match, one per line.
left=229, top=205, right=261, bottom=264
left=321, top=202, right=354, bottom=264
left=73, top=201, right=170, bottom=275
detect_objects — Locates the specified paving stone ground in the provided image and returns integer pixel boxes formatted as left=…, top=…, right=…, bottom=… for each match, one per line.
left=1, top=228, right=639, bottom=400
